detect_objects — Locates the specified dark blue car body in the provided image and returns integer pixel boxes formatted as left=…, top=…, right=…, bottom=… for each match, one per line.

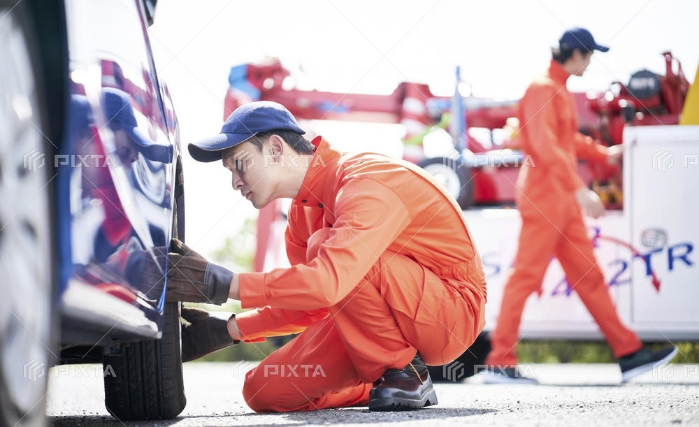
left=0, top=0, right=187, bottom=424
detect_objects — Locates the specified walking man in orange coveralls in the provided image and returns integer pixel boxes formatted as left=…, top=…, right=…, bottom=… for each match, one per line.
left=162, top=101, right=487, bottom=412
left=480, top=27, right=677, bottom=384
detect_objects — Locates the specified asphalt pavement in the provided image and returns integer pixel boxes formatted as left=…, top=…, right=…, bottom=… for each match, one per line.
left=47, top=362, right=699, bottom=426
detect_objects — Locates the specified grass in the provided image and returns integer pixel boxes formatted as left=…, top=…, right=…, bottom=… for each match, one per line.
left=517, top=341, right=699, bottom=364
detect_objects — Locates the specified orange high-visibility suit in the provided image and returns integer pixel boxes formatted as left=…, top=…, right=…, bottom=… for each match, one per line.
left=234, top=137, right=487, bottom=412
left=485, top=60, right=642, bottom=368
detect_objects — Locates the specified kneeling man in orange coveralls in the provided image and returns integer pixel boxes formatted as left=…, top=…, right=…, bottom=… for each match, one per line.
left=164, top=101, right=487, bottom=412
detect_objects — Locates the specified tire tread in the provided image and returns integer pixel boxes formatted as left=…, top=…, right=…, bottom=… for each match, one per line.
left=103, top=302, right=185, bottom=420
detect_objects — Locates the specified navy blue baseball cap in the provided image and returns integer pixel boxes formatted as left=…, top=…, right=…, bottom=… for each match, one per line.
left=102, top=88, right=172, bottom=163
left=559, top=27, right=609, bottom=53
left=188, top=101, right=305, bottom=163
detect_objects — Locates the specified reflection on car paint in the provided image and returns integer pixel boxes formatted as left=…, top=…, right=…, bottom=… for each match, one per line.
left=61, top=2, right=176, bottom=326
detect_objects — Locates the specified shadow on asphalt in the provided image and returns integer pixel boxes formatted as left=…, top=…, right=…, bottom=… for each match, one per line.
left=544, top=382, right=699, bottom=387
left=281, top=406, right=497, bottom=424
left=50, top=415, right=181, bottom=426
left=50, top=407, right=497, bottom=426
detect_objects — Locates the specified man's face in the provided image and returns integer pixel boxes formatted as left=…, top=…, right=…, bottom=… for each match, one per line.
left=572, top=50, right=594, bottom=77
left=222, top=140, right=276, bottom=209
left=114, top=129, right=139, bottom=165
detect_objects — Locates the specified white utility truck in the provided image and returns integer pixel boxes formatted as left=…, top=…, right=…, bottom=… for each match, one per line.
left=468, top=125, right=699, bottom=343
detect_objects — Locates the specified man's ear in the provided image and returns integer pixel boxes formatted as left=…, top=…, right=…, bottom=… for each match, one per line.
left=267, top=134, right=285, bottom=157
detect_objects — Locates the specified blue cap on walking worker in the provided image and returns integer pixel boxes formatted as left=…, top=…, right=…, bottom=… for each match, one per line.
left=559, top=27, right=609, bottom=53
left=188, top=101, right=305, bottom=163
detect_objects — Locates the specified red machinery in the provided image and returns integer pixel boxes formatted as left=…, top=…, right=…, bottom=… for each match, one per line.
left=587, top=51, right=690, bottom=145
left=223, top=58, right=524, bottom=208
left=223, top=58, right=518, bottom=149
left=583, top=51, right=690, bottom=206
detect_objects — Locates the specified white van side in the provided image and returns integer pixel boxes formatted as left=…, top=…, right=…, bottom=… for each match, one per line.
left=470, top=125, right=699, bottom=342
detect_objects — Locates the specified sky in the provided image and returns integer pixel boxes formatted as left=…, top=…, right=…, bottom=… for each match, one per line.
left=147, top=0, right=699, bottom=261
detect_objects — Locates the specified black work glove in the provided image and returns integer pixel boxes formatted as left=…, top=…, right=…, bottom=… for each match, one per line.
left=181, top=307, right=240, bottom=362
left=166, top=238, right=233, bottom=305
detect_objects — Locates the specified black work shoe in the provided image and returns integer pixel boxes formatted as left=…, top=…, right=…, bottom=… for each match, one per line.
left=619, top=346, right=678, bottom=383
left=368, top=353, right=438, bottom=411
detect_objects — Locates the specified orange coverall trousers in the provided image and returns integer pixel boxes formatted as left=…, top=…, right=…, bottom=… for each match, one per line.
left=485, top=196, right=642, bottom=368
left=242, top=228, right=486, bottom=412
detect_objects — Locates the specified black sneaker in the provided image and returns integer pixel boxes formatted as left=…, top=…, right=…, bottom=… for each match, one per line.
left=619, top=346, right=678, bottom=383
left=479, top=367, right=538, bottom=384
left=368, top=353, right=438, bottom=411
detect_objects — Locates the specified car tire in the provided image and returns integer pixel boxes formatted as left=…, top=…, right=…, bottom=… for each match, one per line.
left=102, top=175, right=186, bottom=421
left=103, top=301, right=186, bottom=420
left=0, top=1, right=57, bottom=426
left=418, top=156, right=474, bottom=209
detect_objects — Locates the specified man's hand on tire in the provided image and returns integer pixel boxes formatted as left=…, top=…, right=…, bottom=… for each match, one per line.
left=165, top=239, right=233, bottom=305
left=180, top=307, right=239, bottom=362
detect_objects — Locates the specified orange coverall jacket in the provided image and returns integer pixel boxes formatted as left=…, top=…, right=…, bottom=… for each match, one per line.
left=517, top=59, right=609, bottom=204
left=235, top=137, right=487, bottom=343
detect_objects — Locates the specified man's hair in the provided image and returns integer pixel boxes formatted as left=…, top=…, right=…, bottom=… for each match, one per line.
left=552, top=45, right=592, bottom=64
left=247, top=130, right=315, bottom=155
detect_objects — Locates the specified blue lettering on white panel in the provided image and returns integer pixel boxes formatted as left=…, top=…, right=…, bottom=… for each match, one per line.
left=668, top=243, right=693, bottom=271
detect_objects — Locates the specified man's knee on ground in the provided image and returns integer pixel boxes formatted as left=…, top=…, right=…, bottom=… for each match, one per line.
left=242, top=367, right=311, bottom=412
left=242, top=368, right=283, bottom=412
